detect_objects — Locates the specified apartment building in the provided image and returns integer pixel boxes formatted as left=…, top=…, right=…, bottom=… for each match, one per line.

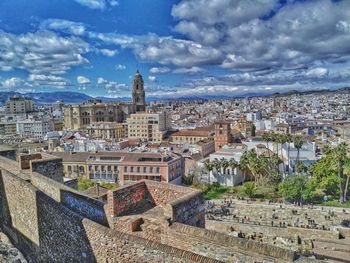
left=17, top=119, right=54, bottom=138
left=86, top=122, right=126, bottom=140
left=5, top=95, right=35, bottom=114
left=52, top=151, right=184, bottom=185
left=127, top=112, right=170, bottom=143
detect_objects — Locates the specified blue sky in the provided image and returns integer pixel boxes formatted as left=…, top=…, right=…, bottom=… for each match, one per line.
left=1, top=0, right=350, bottom=98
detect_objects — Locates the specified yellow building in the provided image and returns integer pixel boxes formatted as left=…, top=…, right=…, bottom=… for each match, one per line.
left=127, top=112, right=170, bottom=143
left=86, top=122, right=126, bottom=140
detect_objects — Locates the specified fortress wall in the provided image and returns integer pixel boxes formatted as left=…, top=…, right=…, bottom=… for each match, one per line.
left=145, top=180, right=192, bottom=205
left=30, top=158, right=64, bottom=183
left=207, top=221, right=340, bottom=240
left=166, top=223, right=296, bottom=262
left=18, top=153, right=42, bottom=169
left=82, top=218, right=223, bottom=263
left=31, top=170, right=108, bottom=226
left=0, top=169, right=40, bottom=246
left=166, top=190, right=205, bottom=227
left=0, top=149, right=17, bottom=161
left=107, top=181, right=150, bottom=217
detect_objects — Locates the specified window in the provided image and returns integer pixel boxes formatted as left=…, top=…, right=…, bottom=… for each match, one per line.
left=137, top=167, right=140, bottom=173
left=130, top=167, right=134, bottom=173
left=124, top=166, right=127, bottom=172
left=143, top=167, right=147, bottom=173
left=156, top=167, right=160, bottom=173
left=149, top=167, right=153, bottom=173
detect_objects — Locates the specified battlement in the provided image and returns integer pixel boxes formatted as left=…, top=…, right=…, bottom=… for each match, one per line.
left=0, top=148, right=297, bottom=262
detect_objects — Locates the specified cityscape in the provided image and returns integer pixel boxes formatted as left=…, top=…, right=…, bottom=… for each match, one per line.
left=0, top=0, right=350, bottom=262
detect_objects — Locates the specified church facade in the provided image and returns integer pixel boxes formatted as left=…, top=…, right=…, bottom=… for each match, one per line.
left=64, top=71, right=146, bottom=130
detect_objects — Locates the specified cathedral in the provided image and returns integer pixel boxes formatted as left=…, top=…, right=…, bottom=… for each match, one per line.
left=64, top=71, right=146, bottom=130
left=132, top=70, right=146, bottom=112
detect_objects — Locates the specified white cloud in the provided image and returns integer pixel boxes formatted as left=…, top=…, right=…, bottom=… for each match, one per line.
left=28, top=74, right=71, bottom=87
left=99, top=49, right=118, bottom=56
left=89, top=32, right=223, bottom=67
left=77, top=75, right=91, bottom=84
left=74, top=0, right=118, bottom=10
left=173, top=66, right=205, bottom=74
left=148, top=75, right=156, bottom=82
left=149, top=67, right=170, bottom=74
left=115, top=64, right=126, bottom=70
left=0, top=31, right=90, bottom=75
left=74, top=0, right=106, bottom=10
left=97, top=77, right=108, bottom=85
left=41, top=19, right=86, bottom=35
left=0, top=77, right=32, bottom=91
left=306, top=68, right=329, bottom=78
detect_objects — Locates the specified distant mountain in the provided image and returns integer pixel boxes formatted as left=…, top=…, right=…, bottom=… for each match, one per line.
left=0, top=91, right=129, bottom=105
left=0, top=86, right=349, bottom=106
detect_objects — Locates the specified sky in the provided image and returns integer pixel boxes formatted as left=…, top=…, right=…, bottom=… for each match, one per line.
left=1, top=0, right=350, bottom=98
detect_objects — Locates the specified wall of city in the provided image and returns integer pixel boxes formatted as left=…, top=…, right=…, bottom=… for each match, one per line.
left=30, top=158, right=64, bottom=183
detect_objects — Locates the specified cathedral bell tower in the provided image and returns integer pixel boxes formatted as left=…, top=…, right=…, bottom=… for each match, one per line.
left=132, top=70, right=146, bottom=112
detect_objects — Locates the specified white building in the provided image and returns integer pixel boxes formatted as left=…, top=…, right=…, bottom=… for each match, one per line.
left=16, top=119, right=53, bottom=138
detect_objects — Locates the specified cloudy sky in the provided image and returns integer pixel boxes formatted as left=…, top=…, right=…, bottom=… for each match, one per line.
left=1, top=0, right=350, bottom=98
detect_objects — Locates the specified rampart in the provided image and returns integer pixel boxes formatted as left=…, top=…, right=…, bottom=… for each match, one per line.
left=0, top=149, right=302, bottom=262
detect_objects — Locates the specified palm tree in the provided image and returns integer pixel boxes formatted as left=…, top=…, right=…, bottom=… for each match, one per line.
left=262, top=132, right=272, bottom=168
left=228, top=158, right=238, bottom=185
left=343, top=158, right=350, bottom=202
left=239, top=151, right=249, bottom=182
left=285, top=134, right=293, bottom=175
left=203, top=160, right=213, bottom=185
left=332, top=143, right=347, bottom=203
left=220, top=158, right=230, bottom=186
left=293, top=135, right=304, bottom=163
left=277, top=134, right=287, bottom=177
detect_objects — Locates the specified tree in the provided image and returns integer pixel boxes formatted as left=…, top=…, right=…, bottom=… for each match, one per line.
left=220, top=158, right=230, bottom=186
left=295, top=160, right=307, bottom=176
left=293, top=135, right=304, bottom=163
left=203, top=160, right=213, bottom=185
left=251, top=124, right=256, bottom=137
left=277, top=134, right=287, bottom=177
left=262, top=132, right=272, bottom=168
left=278, top=175, right=308, bottom=204
left=239, top=152, right=249, bottom=182
left=285, top=134, right=293, bottom=174
left=243, top=182, right=256, bottom=198
left=343, top=158, right=350, bottom=201
left=332, top=143, right=348, bottom=203
left=228, top=158, right=238, bottom=185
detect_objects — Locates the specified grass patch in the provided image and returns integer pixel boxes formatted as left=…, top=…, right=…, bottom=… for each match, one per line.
left=204, top=186, right=230, bottom=200
left=77, top=177, right=118, bottom=191
left=317, top=200, right=350, bottom=208
left=77, top=176, right=95, bottom=191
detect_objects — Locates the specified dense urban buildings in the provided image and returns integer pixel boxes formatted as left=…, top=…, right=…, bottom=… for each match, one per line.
left=1, top=1, right=350, bottom=262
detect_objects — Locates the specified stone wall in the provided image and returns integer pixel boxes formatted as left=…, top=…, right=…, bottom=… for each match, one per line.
left=145, top=180, right=192, bottom=205
left=30, top=158, right=63, bottom=183
left=0, top=149, right=16, bottom=161
left=19, top=153, right=42, bottom=170
left=83, top=219, right=222, bottom=263
left=31, top=170, right=109, bottom=227
left=166, top=223, right=296, bottom=262
left=207, top=221, right=340, bottom=240
left=107, top=182, right=152, bottom=217
left=61, top=190, right=108, bottom=227
left=166, top=190, right=205, bottom=227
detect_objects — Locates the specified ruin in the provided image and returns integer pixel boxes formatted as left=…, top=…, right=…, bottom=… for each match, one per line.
left=0, top=148, right=346, bottom=262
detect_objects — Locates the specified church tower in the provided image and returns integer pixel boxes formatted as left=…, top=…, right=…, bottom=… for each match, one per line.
left=132, top=70, right=146, bottom=112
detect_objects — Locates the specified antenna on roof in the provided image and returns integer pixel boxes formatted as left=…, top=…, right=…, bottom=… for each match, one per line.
left=136, top=62, right=139, bottom=73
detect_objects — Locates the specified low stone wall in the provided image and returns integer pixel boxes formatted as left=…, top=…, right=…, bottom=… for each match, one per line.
left=166, top=190, right=205, bottom=227
left=31, top=171, right=108, bottom=226
left=30, top=158, right=63, bottom=183
left=169, top=223, right=296, bottom=262
left=83, top=219, right=223, bottom=263
left=19, top=153, right=42, bottom=170
left=0, top=149, right=16, bottom=161
left=107, top=181, right=151, bottom=217
left=207, top=221, right=340, bottom=240
left=145, top=180, right=192, bottom=205
left=61, top=190, right=108, bottom=227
